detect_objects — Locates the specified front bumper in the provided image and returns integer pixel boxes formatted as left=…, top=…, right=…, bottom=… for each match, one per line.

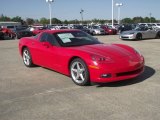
left=88, top=56, right=145, bottom=83
left=95, top=31, right=106, bottom=35
left=120, top=34, right=136, bottom=40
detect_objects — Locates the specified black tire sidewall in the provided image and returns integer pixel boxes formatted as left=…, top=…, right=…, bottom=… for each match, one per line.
left=156, top=32, right=160, bottom=39
left=136, top=33, right=142, bottom=40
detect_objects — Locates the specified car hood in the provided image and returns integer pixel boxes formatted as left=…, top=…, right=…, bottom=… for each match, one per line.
left=68, top=44, right=135, bottom=60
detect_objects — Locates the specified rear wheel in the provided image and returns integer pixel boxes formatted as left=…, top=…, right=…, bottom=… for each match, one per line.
left=13, top=33, right=18, bottom=40
left=156, top=32, right=160, bottom=39
left=22, top=48, right=34, bottom=67
left=136, top=33, right=142, bottom=40
left=70, top=58, right=90, bottom=86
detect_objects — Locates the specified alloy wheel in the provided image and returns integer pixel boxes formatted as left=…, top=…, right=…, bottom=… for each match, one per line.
left=70, top=58, right=90, bottom=86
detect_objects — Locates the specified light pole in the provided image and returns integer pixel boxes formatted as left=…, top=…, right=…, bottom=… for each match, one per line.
left=46, top=0, right=54, bottom=26
left=80, top=9, right=84, bottom=24
left=112, top=0, right=114, bottom=27
left=115, top=3, right=123, bottom=25
left=149, top=13, right=152, bottom=23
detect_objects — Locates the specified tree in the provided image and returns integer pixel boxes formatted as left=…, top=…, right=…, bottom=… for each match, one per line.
left=52, top=18, right=62, bottom=24
left=34, top=19, right=40, bottom=24
left=122, top=18, right=133, bottom=24
left=0, top=14, right=11, bottom=21
left=144, top=17, right=150, bottom=23
left=150, top=17, right=156, bottom=23
left=11, top=16, right=26, bottom=25
left=26, top=18, right=35, bottom=25
left=63, top=20, right=68, bottom=24
left=99, top=19, right=106, bottom=24
left=133, top=17, right=144, bottom=23
left=11, top=16, right=22, bottom=22
left=40, top=17, right=49, bottom=25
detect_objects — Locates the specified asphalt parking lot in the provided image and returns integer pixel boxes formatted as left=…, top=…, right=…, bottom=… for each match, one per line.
left=0, top=35, right=160, bottom=120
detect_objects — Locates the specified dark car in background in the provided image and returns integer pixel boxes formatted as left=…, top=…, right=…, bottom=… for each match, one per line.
left=13, top=27, right=34, bottom=39
left=0, top=31, right=4, bottom=40
left=118, top=24, right=136, bottom=33
left=72, top=25, right=91, bottom=34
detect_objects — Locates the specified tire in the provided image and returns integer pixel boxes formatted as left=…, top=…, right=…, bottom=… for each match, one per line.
left=13, top=34, right=18, bottom=40
left=22, top=48, right=34, bottom=67
left=136, top=33, right=142, bottom=40
left=9, top=33, right=13, bottom=39
left=156, top=32, right=160, bottom=39
left=70, top=58, right=90, bottom=86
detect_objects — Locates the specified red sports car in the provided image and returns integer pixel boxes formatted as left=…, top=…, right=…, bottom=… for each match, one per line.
left=19, top=29, right=144, bottom=86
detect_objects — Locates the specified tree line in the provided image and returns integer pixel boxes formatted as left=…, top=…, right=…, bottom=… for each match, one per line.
left=0, top=14, right=159, bottom=25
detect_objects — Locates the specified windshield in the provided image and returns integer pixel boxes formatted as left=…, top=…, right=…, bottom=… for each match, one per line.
left=74, top=25, right=83, bottom=29
left=54, top=31, right=102, bottom=47
left=134, top=27, right=148, bottom=31
left=92, top=26, right=100, bottom=29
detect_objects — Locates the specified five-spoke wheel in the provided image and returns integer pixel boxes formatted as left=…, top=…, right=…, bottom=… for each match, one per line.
left=23, top=48, right=34, bottom=67
left=70, top=58, right=90, bottom=86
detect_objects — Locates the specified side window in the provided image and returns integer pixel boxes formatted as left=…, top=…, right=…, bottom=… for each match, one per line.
left=40, top=33, right=47, bottom=42
left=40, top=33, right=59, bottom=46
left=46, top=33, right=59, bottom=46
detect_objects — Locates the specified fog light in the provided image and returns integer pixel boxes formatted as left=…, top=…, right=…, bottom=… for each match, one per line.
left=101, top=74, right=111, bottom=78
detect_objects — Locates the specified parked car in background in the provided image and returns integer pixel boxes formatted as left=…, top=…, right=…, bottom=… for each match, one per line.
left=31, top=26, right=48, bottom=35
left=100, top=25, right=117, bottom=35
left=72, top=25, right=91, bottom=34
left=118, top=24, right=134, bottom=33
left=120, top=26, right=160, bottom=40
left=13, top=27, right=34, bottom=39
left=0, top=27, right=4, bottom=39
left=88, top=26, right=106, bottom=35
left=0, top=27, right=16, bottom=39
left=151, top=23, right=160, bottom=29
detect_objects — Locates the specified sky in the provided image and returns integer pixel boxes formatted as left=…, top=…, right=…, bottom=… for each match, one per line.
left=0, top=0, right=160, bottom=20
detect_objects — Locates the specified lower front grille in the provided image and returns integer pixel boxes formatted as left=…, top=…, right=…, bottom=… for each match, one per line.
left=116, top=67, right=143, bottom=77
left=121, top=36, right=129, bottom=39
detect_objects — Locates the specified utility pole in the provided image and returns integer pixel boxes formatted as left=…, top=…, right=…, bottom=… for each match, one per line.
left=80, top=9, right=84, bottom=24
left=149, top=13, right=152, bottom=23
left=112, top=0, right=114, bottom=27
left=46, top=0, right=54, bottom=26
left=115, top=3, right=123, bottom=25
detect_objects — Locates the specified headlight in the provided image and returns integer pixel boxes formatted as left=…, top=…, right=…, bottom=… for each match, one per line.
left=90, top=54, right=112, bottom=63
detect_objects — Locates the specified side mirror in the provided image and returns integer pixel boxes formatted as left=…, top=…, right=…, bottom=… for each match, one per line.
left=42, top=41, right=52, bottom=48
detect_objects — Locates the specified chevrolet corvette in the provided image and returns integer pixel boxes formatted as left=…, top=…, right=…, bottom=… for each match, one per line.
left=120, top=26, right=160, bottom=40
left=19, top=29, right=144, bottom=86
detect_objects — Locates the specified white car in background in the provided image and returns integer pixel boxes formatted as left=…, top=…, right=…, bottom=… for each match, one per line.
left=88, top=26, right=106, bottom=35
left=152, top=23, right=160, bottom=29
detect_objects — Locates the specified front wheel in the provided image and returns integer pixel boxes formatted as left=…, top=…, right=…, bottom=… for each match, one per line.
left=156, top=32, right=160, bottom=39
left=22, top=48, right=34, bottom=67
left=70, top=58, right=90, bottom=86
left=136, top=33, right=142, bottom=40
